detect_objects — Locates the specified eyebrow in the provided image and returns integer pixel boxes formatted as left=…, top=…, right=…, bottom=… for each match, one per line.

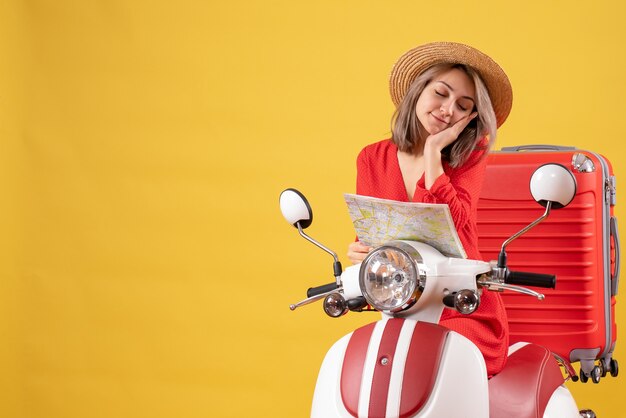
left=437, top=81, right=475, bottom=103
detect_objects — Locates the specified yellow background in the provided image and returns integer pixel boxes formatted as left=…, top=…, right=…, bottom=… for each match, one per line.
left=1, top=1, right=625, bottom=417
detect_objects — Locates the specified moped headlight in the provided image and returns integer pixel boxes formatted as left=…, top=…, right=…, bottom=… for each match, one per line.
left=359, top=241, right=426, bottom=313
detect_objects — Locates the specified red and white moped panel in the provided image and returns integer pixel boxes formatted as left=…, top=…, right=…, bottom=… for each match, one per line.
left=311, top=319, right=582, bottom=418
left=311, top=318, right=489, bottom=418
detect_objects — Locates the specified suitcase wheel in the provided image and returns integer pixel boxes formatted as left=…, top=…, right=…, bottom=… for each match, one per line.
left=579, top=366, right=602, bottom=384
left=599, top=357, right=619, bottom=378
left=591, top=366, right=601, bottom=384
left=610, top=358, right=619, bottom=377
left=599, top=358, right=608, bottom=377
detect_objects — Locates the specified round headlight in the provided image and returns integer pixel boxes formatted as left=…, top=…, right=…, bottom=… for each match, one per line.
left=359, top=241, right=425, bottom=313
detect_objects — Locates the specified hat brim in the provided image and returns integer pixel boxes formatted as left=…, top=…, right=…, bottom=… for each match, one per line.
left=389, top=42, right=512, bottom=128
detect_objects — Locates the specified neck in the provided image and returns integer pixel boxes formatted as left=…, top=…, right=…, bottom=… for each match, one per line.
left=409, top=138, right=425, bottom=157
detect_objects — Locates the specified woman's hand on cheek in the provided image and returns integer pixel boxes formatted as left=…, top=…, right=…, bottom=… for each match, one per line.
left=425, top=112, right=478, bottom=153
left=347, top=241, right=372, bottom=265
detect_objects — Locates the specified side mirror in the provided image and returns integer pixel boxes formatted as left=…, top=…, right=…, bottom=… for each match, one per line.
left=279, top=188, right=313, bottom=229
left=497, top=163, right=577, bottom=271
left=279, top=188, right=343, bottom=286
left=530, top=163, right=577, bottom=209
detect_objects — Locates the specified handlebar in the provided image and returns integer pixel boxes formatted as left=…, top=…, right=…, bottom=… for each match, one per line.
left=307, top=282, right=339, bottom=298
left=505, top=271, right=556, bottom=289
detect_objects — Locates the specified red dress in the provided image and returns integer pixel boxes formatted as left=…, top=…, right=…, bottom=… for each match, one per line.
left=356, top=138, right=509, bottom=376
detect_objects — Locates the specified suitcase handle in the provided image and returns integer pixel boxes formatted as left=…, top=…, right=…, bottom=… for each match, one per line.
left=500, top=145, right=578, bottom=152
left=611, top=216, right=620, bottom=296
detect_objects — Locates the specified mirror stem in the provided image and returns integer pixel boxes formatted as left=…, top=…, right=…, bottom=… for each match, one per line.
left=297, top=223, right=343, bottom=285
left=497, top=201, right=553, bottom=269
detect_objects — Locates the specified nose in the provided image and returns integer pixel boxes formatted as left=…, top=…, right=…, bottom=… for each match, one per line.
left=440, top=100, right=454, bottom=118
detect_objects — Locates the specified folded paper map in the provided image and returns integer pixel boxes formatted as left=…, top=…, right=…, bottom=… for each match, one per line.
left=344, top=193, right=466, bottom=259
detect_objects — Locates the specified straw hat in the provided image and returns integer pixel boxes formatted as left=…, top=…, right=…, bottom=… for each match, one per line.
left=389, top=42, right=513, bottom=127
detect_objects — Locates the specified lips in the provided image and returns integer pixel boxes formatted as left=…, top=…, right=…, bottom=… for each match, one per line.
left=430, top=113, right=449, bottom=126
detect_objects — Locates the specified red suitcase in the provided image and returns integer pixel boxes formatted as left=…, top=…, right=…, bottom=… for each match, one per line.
left=476, top=145, right=620, bottom=383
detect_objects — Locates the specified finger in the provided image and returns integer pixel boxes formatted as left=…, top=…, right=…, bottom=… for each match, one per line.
left=347, top=243, right=371, bottom=264
left=349, top=242, right=365, bottom=252
left=347, top=251, right=367, bottom=265
left=455, top=112, right=478, bottom=127
left=451, top=112, right=478, bottom=134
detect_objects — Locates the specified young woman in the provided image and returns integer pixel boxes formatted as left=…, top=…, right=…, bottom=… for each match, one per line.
left=347, top=42, right=513, bottom=376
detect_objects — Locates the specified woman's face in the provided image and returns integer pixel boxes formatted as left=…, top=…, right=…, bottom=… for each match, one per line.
left=415, top=68, right=476, bottom=135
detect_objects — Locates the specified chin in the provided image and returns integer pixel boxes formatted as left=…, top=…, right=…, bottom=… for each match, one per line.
left=426, top=126, right=441, bottom=135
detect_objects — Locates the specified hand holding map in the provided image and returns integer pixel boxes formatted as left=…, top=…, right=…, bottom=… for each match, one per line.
left=344, top=194, right=467, bottom=259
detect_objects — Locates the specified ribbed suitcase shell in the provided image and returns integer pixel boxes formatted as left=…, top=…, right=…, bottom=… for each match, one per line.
left=476, top=145, right=619, bottom=377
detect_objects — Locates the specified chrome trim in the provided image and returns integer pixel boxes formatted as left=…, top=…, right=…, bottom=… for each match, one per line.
left=296, top=223, right=342, bottom=285
left=499, top=201, right=552, bottom=259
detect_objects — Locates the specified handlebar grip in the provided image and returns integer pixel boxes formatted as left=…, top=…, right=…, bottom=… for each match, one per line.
left=506, top=271, right=556, bottom=289
left=307, top=282, right=339, bottom=298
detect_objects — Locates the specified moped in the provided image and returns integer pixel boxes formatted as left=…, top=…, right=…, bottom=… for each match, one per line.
left=279, top=163, right=597, bottom=418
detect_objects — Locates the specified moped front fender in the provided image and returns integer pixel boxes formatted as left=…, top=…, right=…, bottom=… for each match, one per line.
left=311, top=318, right=490, bottom=418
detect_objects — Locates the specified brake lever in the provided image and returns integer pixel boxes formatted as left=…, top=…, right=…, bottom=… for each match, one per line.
left=289, top=288, right=344, bottom=311
left=477, top=279, right=545, bottom=300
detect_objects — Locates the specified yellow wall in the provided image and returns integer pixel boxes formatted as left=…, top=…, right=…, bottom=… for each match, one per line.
left=1, top=1, right=625, bottom=417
